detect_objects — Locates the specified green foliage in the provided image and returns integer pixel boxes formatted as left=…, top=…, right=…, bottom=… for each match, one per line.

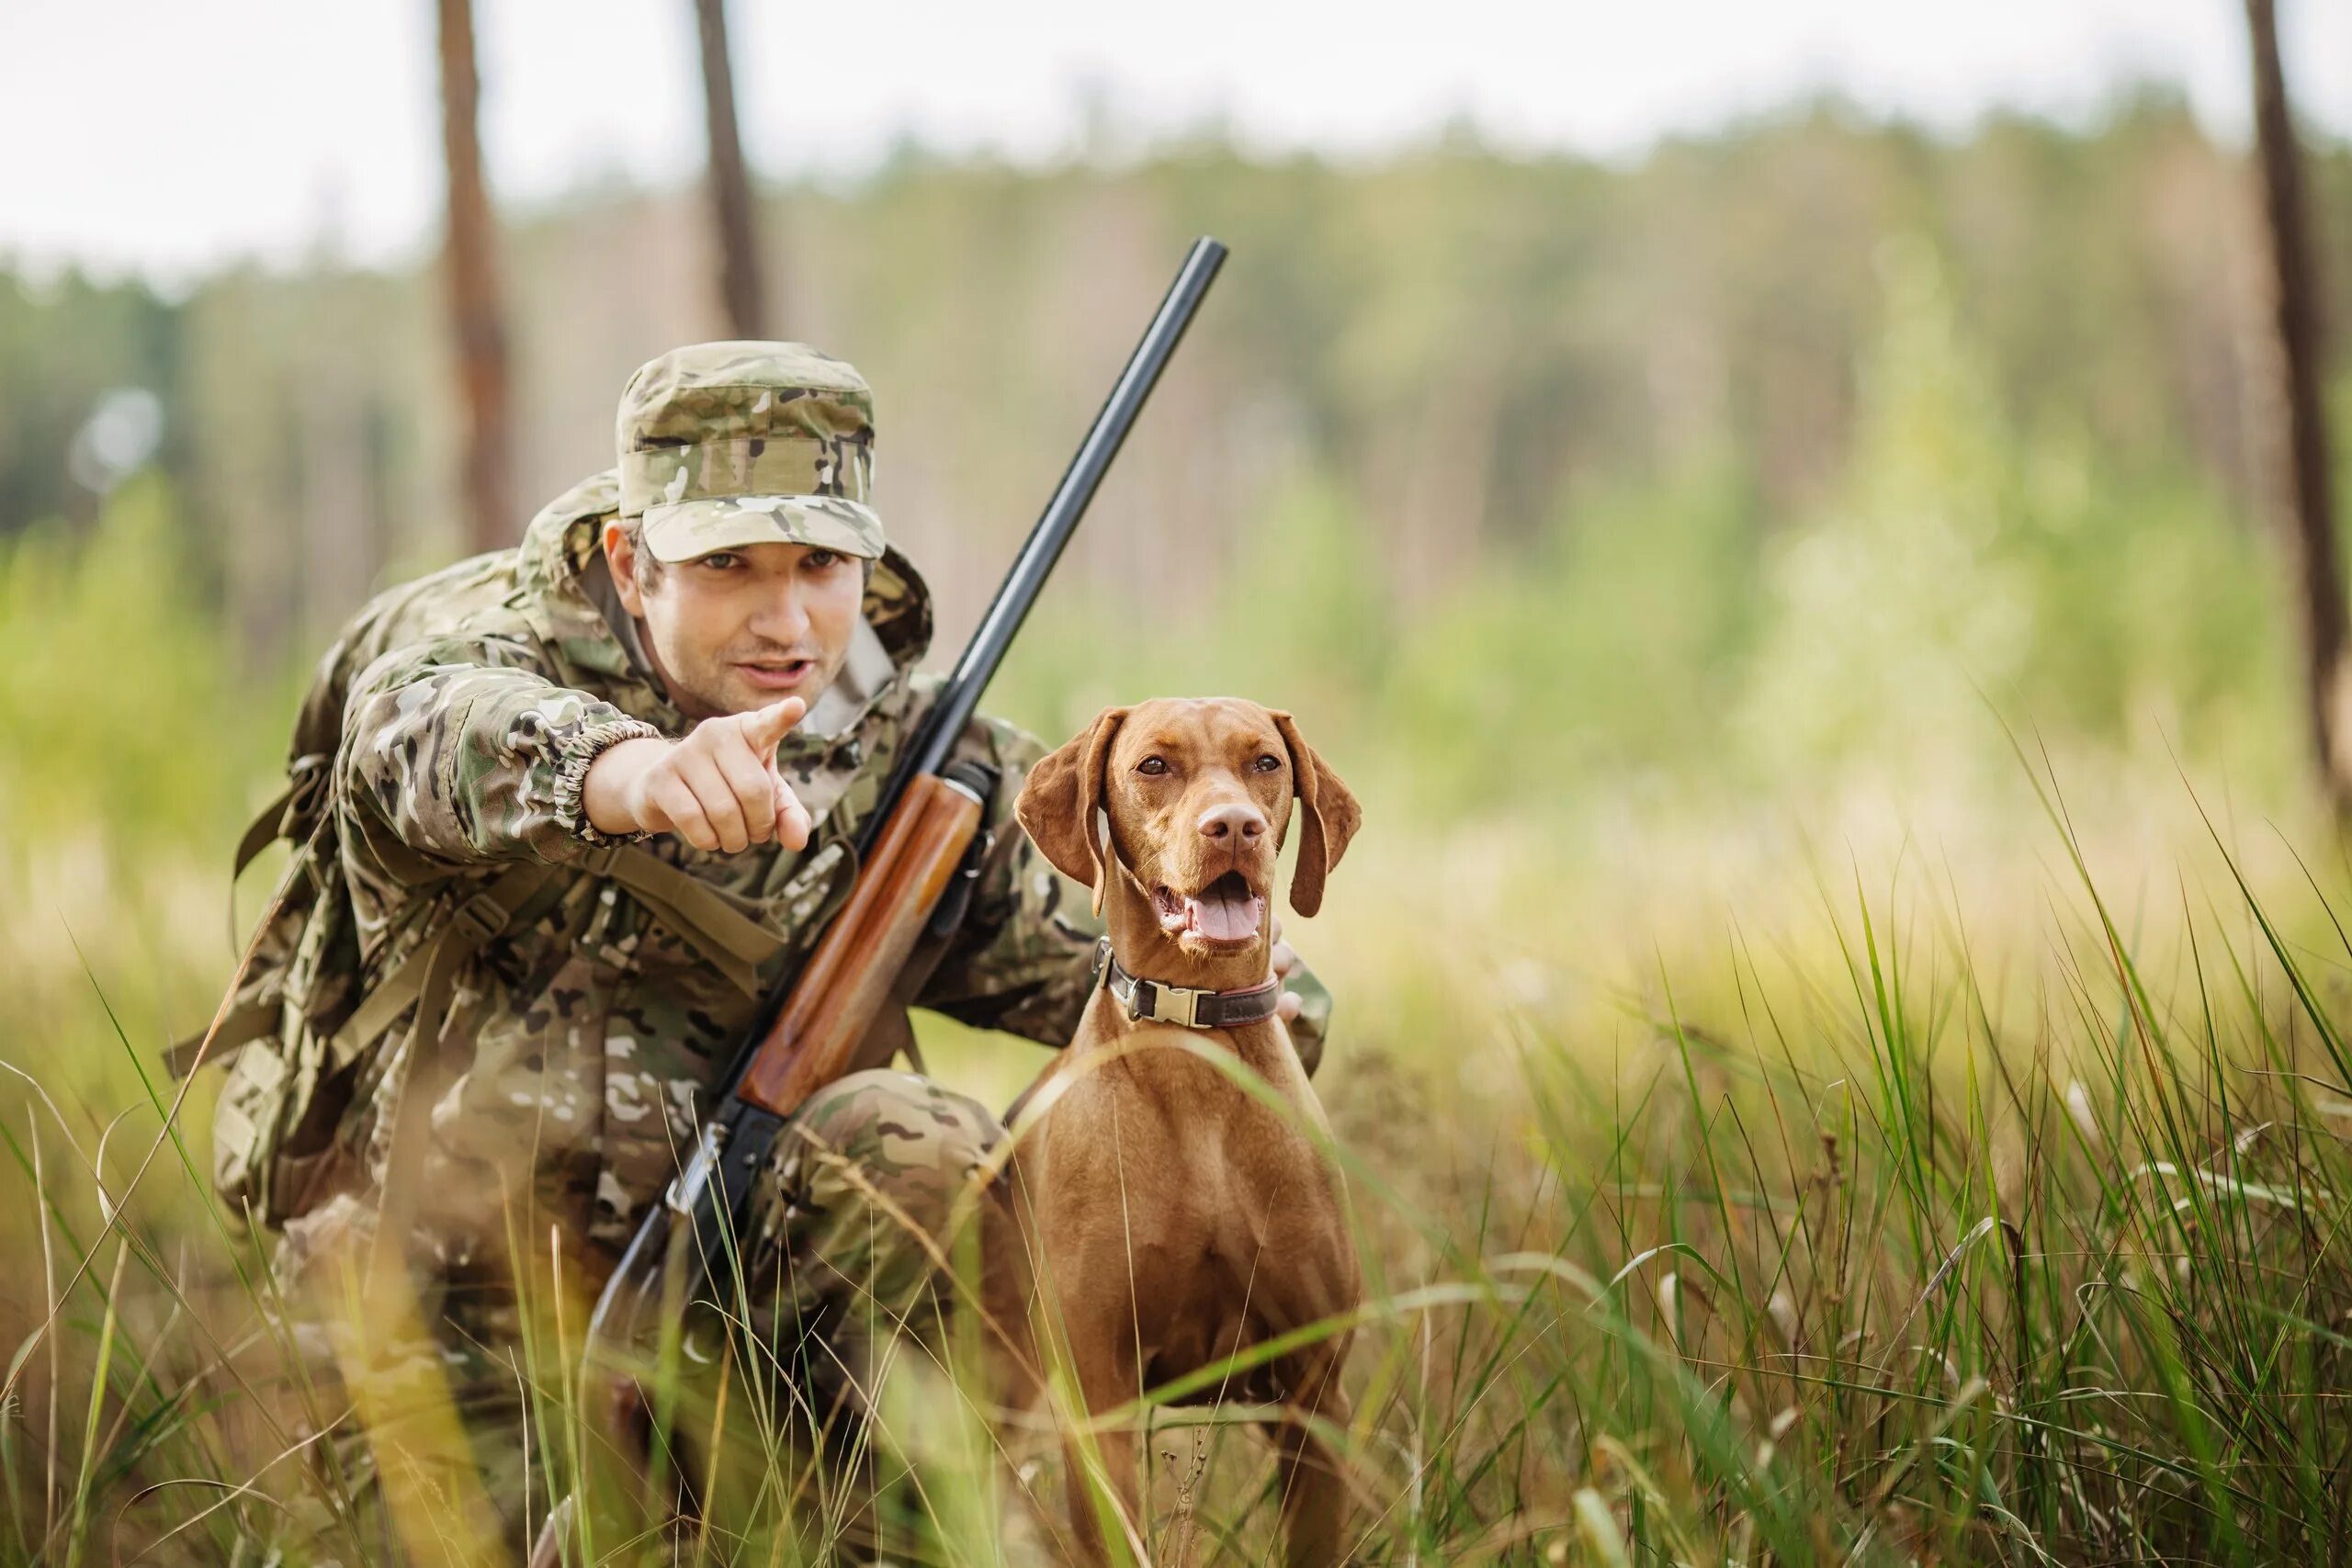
left=1741, top=237, right=2299, bottom=795
left=0, top=269, right=178, bottom=535
left=0, top=475, right=287, bottom=1153
left=1746, top=236, right=2031, bottom=777
left=0, top=473, right=278, bottom=853
left=6, top=98, right=2341, bottom=682
left=990, top=470, right=1390, bottom=739
left=1387, top=458, right=1765, bottom=810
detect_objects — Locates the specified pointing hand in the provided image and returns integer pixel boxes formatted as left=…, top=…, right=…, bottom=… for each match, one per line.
left=582, top=697, right=815, bottom=852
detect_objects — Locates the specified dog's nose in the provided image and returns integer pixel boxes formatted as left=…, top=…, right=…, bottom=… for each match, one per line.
left=1197, top=802, right=1267, bottom=842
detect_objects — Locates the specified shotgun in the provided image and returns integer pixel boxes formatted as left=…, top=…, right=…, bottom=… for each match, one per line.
left=571, top=233, right=1228, bottom=1493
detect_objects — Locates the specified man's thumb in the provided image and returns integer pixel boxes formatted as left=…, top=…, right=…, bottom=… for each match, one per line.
left=746, top=696, right=807, bottom=754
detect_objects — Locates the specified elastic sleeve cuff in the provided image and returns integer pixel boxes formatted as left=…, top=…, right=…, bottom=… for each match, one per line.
left=550, top=717, right=665, bottom=845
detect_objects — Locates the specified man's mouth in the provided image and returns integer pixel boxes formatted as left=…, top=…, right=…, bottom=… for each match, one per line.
left=734, top=657, right=818, bottom=691
left=1151, top=870, right=1266, bottom=947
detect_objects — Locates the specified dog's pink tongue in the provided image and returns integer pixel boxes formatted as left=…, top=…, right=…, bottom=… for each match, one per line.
left=1187, top=886, right=1261, bottom=942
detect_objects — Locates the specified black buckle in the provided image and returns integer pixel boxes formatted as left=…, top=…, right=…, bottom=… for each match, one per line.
left=447, top=891, right=509, bottom=945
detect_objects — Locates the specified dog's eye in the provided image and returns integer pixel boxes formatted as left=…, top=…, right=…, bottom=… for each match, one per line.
left=1136, top=756, right=1169, bottom=776
left=1253, top=753, right=1283, bottom=773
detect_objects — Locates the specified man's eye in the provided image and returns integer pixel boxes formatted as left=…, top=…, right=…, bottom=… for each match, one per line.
left=1253, top=753, right=1283, bottom=773
left=698, top=551, right=741, bottom=570
left=804, top=548, right=840, bottom=570
left=1136, top=756, right=1169, bottom=776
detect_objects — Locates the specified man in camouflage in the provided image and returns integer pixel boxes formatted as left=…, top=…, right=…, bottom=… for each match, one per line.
left=235, top=342, right=1329, bottom=1556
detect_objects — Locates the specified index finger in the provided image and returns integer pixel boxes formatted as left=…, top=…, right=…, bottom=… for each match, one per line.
left=742, top=696, right=808, bottom=756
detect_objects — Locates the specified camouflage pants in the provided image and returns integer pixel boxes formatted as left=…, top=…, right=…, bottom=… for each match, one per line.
left=267, top=1069, right=1007, bottom=1564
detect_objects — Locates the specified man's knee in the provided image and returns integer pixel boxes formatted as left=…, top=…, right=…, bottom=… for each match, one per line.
left=691, top=1073, right=1012, bottom=1446
left=767, top=1069, right=1006, bottom=1297
left=788, top=1067, right=1004, bottom=1213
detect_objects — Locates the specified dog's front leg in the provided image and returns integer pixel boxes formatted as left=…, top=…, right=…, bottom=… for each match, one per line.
left=1057, top=1318, right=1145, bottom=1565
left=1060, top=1426, right=1142, bottom=1566
left=1271, top=1351, right=1353, bottom=1567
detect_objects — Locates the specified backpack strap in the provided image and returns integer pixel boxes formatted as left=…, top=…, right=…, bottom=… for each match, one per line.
left=314, top=849, right=789, bottom=1243
left=162, top=998, right=280, bottom=1079
left=232, top=753, right=332, bottom=881
left=232, top=785, right=294, bottom=882
left=168, top=861, right=558, bottom=1081
left=174, top=840, right=797, bottom=1079
left=322, top=862, right=562, bottom=1074
left=328, top=849, right=788, bottom=1062
left=581, top=843, right=787, bottom=997
left=173, top=799, right=339, bottom=1082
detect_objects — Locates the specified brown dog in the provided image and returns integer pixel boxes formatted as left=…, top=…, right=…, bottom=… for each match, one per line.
left=1000, top=698, right=1363, bottom=1565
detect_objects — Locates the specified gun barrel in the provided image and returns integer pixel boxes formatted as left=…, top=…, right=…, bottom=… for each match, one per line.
left=893, top=235, right=1228, bottom=794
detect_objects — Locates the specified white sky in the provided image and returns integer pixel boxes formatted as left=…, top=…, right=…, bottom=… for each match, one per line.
left=6, top=0, right=2349, bottom=290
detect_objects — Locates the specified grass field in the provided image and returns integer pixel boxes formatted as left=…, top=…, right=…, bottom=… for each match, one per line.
left=10, top=713, right=2352, bottom=1564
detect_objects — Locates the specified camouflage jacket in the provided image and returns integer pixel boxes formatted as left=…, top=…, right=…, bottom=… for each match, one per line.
left=303, top=472, right=1326, bottom=1272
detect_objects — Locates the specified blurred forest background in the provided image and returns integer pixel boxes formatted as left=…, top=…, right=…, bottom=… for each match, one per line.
left=8, top=87, right=2346, bottom=779
left=8, top=76, right=2351, bottom=1083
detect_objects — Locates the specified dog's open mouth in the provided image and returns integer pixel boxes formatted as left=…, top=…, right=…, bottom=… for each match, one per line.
left=1152, top=870, right=1266, bottom=946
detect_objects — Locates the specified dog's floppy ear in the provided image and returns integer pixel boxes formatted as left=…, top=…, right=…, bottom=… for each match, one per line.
left=1015, top=705, right=1129, bottom=917
left=1271, top=710, right=1361, bottom=919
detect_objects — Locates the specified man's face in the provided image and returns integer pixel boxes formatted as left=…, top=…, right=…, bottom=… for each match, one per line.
left=604, top=522, right=866, bottom=720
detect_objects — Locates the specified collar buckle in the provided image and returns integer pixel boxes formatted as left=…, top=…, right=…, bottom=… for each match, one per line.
left=1148, top=981, right=1203, bottom=1029
left=1102, top=942, right=1270, bottom=1031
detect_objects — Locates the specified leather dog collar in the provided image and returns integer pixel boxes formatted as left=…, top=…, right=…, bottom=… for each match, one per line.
left=1095, top=937, right=1284, bottom=1030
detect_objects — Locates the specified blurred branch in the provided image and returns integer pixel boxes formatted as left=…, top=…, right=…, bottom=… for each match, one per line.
left=694, top=0, right=767, bottom=339
left=436, top=0, right=515, bottom=552
left=2244, top=0, right=2348, bottom=808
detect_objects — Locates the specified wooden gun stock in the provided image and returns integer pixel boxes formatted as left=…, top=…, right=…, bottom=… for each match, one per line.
left=734, top=770, right=987, bottom=1116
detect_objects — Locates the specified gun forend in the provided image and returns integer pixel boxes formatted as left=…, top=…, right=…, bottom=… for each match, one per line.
left=734, top=767, right=988, bottom=1115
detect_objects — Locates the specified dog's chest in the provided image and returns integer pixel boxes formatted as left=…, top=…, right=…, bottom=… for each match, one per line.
left=1124, top=1068, right=1353, bottom=1392
left=1023, top=1025, right=1359, bottom=1398
left=1140, top=1220, right=1331, bottom=1403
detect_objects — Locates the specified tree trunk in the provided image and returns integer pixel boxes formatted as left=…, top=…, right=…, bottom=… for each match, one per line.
left=436, top=0, right=515, bottom=554
left=2245, top=0, right=2349, bottom=807
left=694, top=0, right=767, bottom=338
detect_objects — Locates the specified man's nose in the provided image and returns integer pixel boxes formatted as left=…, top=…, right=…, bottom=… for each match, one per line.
left=748, top=586, right=809, bottom=642
left=1196, top=801, right=1268, bottom=845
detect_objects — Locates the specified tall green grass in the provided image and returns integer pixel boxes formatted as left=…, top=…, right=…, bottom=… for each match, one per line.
left=10, top=739, right=2352, bottom=1562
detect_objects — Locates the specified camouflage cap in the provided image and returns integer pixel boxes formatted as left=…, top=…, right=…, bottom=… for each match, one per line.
left=616, top=341, right=885, bottom=562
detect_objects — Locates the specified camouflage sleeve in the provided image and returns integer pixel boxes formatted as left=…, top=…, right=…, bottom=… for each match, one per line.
left=338, top=633, right=662, bottom=872
left=911, top=711, right=1333, bottom=1075
left=1284, top=962, right=1333, bottom=1077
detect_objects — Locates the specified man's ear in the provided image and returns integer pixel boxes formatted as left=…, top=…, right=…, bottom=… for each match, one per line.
left=1015, top=706, right=1129, bottom=917
left=1272, top=711, right=1361, bottom=919
left=602, top=519, right=646, bottom=616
